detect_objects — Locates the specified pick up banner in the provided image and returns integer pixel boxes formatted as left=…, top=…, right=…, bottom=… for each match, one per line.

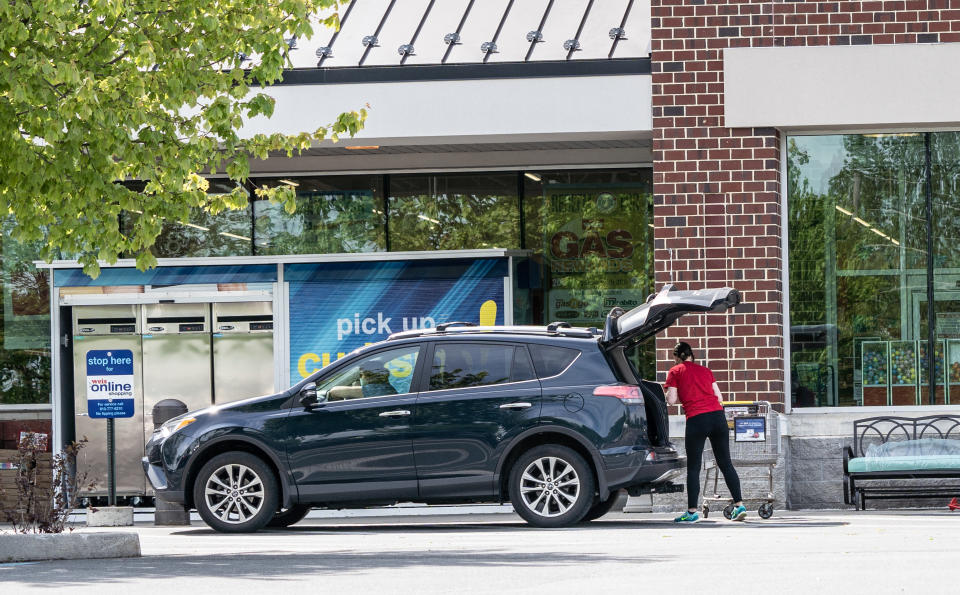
left=287, top=258, right=507, bottom=380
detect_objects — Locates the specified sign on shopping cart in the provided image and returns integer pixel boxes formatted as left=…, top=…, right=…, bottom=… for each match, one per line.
left=734, top=416, right=766, bottom=442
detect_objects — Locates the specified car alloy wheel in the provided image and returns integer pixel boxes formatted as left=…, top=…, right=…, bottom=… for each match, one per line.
left=520, top=456, right=581, bottom=517
left=508, top=444, right=595, bottom=528
left=193, top=451, right=279, bottom=533
left=204, top=463, right=265, bottom=524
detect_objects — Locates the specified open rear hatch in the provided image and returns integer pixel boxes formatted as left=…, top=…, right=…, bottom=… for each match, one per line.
left=600, top=284, right=741, bottom=351
left=602, top=284, right=742, bottom=448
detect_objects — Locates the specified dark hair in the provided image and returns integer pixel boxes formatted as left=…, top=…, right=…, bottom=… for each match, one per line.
left=673, top=342, right=695, bottom=361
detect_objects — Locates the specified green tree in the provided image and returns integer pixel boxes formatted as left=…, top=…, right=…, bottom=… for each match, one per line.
left=0, top=0, right=366, bottom=276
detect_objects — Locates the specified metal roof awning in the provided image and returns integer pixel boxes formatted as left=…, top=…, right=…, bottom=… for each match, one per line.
left=289, top=0, right=650, bottom=70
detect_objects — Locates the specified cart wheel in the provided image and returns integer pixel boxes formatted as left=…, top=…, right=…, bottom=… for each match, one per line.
left=722, top=504, right=734, bottom=520
left=702, top=506, right=709, bottom=519
left=758, top=503, right=774, bottom=519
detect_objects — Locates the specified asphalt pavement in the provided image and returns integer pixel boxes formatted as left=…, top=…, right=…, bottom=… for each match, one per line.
left=2, top=507, right=957, bottom=593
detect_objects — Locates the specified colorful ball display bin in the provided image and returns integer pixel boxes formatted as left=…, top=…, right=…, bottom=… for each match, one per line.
left=890, top=341, right=919, bottom=405
left=861, top=341, right=890, bottom=406
left=948, top=340, right=960, bottom=405
left=919, top=340, right=947, bottom=405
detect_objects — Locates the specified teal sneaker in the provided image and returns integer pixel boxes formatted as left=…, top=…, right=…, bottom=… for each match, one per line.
left=730, top=504, right=747, bottom=521
left=674, top=511, right=700, bottom=523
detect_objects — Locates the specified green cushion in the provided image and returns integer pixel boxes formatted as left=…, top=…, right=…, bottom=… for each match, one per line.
left=848, top=455, right=960, bottom=473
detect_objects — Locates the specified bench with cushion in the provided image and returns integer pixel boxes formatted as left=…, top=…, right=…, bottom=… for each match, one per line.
left=843, top=415, right=960, bottom=510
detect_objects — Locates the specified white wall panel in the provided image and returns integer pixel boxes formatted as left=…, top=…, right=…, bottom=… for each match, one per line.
left=241, top=75, right=652, bottom=141
left=725, top=44, right=960, bottom=130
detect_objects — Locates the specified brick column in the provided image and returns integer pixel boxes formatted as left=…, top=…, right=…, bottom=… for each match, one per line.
left=650, top=1, right=960, bottom=408
left=651, top=1, right=783, bottom=406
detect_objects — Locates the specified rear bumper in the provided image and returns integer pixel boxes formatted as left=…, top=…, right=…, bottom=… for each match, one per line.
left=603, top=445, right=686, bottom=493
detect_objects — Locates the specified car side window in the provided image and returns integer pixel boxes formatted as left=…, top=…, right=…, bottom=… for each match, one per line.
left=511, top=346, right=536, bottom=382
left=430, top=344, right=513, bottom=391
left=528, top=345, right=580, bottom=378
left=318, top=345, right=420, bottom=401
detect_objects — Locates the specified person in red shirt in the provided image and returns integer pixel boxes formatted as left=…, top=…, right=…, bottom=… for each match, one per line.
left=664, top=341, right=745, bottom=523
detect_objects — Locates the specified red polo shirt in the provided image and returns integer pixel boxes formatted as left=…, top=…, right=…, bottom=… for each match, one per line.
left=664, top=361, right=722, bottom=419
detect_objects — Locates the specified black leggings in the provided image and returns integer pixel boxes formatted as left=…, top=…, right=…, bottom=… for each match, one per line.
left=685, top=410, right=742, bottom=510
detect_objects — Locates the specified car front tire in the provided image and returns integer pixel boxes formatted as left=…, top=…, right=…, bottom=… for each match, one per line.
left=193, top=452, right=279, bottom=533
left=509, top=444, right=595, bottom=528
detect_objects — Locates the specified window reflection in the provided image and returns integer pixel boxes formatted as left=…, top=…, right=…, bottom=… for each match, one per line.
left=120, top=180, right=253, bottom=258
left=789, top=132, right=960, bottom=407
left=1, top=219, right=51, bottom=405
left=253, top=175, right=385, bottom=255
left=523, top=169, right=654, bottom=377
left=388, top=173, right=519, bottom=251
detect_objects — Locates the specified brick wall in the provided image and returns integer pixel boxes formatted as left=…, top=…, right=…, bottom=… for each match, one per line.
left=651, top=1, right=960, bottom=407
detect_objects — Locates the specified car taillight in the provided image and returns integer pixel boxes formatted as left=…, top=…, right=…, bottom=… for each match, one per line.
left=593, top=384, right=644, bottom=405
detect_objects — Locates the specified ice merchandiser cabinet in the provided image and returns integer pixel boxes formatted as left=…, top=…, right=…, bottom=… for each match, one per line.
left=212, top=302, right=274, bottom=403
left=141, top=303, right=213, bottom=450
left=72, top=305, right=146, bottom=496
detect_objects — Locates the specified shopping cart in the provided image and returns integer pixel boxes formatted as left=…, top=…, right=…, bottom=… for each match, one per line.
left=701, top=401, right=780, bottom=520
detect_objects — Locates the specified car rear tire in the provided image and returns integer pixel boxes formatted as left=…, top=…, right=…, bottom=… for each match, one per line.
left=580, top=489, right=624, bottom=523
left=267, top=504, right=312, bottom=528
left=509, top=445, right=595, bottom=528
left=193, top=452, right=279, bottom=533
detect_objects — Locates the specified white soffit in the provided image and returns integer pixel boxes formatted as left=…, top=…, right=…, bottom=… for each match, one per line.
left=241, top=75, right=652, bottom=141
left=724, top=44, right=960, bottom=130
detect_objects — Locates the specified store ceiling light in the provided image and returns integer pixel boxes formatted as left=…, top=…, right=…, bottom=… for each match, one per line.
left=278, top=179, right=299, bottom=187
left=345, top=145, right=380, bottom=150
left=182, top=222, right=209, bottom=231
left=417, top=215, right=440, bottom=225
left=835, top=205, right=853, bottom=216
left=835, top=205, right=900, bottom=249
left=219, top=232, right=251, bottom=241
left=864, top=133, right=920, bottom=138
left=524, top=173, right=542, bottom=182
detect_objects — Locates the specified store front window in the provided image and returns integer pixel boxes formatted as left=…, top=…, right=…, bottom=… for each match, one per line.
left=254, top=175, right=385, bottom=255
left=388, top=173, right=520, bottom=252
left=1, top=220, right=51, bottom=405
left=789, top=133, right=960, bottom=407
left=523, top=169, right=655, bottom=377
left=121, top=180, right=253, bottom=258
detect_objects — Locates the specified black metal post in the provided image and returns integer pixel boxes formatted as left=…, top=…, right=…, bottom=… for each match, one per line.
left=107, top=417, right=117, bottom=506
left=925, top=133, right=936, bottom=406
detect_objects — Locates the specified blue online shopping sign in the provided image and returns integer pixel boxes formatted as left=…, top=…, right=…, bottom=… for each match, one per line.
left=86, top=349, right=136, bottom=419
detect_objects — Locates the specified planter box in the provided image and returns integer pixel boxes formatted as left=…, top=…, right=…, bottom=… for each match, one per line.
left=0, top=449, right=53, bottom=512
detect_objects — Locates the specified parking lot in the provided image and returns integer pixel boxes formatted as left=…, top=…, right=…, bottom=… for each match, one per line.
left=2, top=508, right=956, bottom=593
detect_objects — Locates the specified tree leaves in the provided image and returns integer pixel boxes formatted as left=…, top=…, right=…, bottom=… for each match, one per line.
left=0, top=0, right=366, bottom=277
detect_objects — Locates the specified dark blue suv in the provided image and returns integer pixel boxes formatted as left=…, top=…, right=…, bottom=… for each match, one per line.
left=143, top=285, right=740, bottom=532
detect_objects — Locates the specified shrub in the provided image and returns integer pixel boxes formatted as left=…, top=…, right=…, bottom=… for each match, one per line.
left=1, top=434, right=92, bottom=533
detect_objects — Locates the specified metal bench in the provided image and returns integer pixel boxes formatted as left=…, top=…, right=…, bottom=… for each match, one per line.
left=843, top=415, right=960, bottom=510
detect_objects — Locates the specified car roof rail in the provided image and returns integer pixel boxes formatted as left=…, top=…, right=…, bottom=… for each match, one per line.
left=434, top=321, right=477, bottom=332
left=386, top=324, right=602, bottom=341
left=546, top=321, right=572, bottom=333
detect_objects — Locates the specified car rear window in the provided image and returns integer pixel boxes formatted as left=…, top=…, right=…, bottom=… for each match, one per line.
left=529, top=345, right=580, bottom=378
left=511, top=347, right=536, bottom=382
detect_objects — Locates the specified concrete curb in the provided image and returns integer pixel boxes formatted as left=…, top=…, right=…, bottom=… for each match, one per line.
left=0, top=531, right=140, bottom=563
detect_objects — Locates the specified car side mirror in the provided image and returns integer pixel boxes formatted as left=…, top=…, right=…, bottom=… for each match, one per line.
left=299, top=383, right=324, bottom=410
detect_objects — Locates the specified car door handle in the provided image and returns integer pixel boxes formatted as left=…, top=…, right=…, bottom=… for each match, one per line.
left=379, top=410, right=411, bottom=417
left=499, top=402, right=533, bottom=410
